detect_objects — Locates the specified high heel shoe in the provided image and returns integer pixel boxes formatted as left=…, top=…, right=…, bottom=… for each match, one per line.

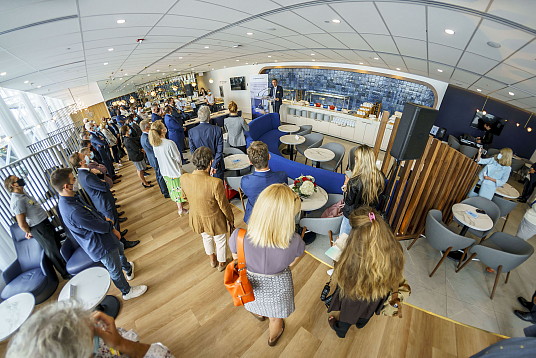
left=178, top=209, right=189, bottom=216
left=142, top=183, right=154, bottom=188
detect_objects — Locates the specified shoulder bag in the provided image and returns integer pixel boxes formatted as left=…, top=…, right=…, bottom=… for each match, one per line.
left=320, top=277, right=335, bottom=309
left=380, top=280, right=411, bottom=318
left=224, top=228, right=255, bottom=306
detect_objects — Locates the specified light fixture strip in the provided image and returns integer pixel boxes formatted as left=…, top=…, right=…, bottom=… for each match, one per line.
left=525, top=113, right=533, bottom=128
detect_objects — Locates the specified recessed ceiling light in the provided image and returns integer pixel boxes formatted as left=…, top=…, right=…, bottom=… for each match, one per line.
left=437, top=69, right=443, bottom=72
left=332, top=19, right=341, bottom=23
left=163, top=73, right=166, bottom=75
left=173, top=68, right=177, bottom=71
left=37, top=85, right=41, bottom=88
left=373, top=57, right=379, bottom=60
left=0, top=72, right=6, bottom=76
left=396, top=68, right=401, bottom=71
left=477, top=88, right=482, bottom=92
left=211, top=68, right=215, bottom=70
left=509, top=91, right=515, bottom=96
left=108, top=48, right=114, bottom=51
left=245, top=63, right=248, bottom=65
left=179, top=57, right=183, bottom=59
left=359, top=62, right=363, bottom=65
left=236, top=59, right=240, bottom=62
left=156, top=69, right=160, bottom=72
left=311, top=53, right=315, bottom=56
left=147, top=74, right=150, bottom=76
left=125, top=73, right=128, bottom=75
left=233, top=44, right=240, bottom=48
left=116, top=19, right=125, bottom=24
left=487, top=41, right=501, bottom=48
left=204, top=46, right=209, bottom=49
left=268, top=55, right=272, bottom=58
left=312, top=59, right=316, bottom=62
left=119, top=77, right=123, bottom=80
left=24, top=80, right=29, bottom=84
left=444, top=29, right=455, bottom=35
left=246, top=32, right=253, bottom=35
left=275, top=60, right=278, bottom=62
left=528, top=127, right=533, bottom=132
left=103, top=62, right=108, bottom=65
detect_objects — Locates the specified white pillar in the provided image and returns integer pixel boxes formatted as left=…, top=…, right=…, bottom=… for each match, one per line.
left=19, top=93, right=48, bottom=139
left=0, top=95, right=31, bottom=158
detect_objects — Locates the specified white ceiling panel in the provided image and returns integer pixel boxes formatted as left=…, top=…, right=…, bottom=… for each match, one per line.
left=427, top=64, right=455, bottom=81
left=466, top=20, right=533, bottom=62
left=472, top=77, right=508, bottom=92
left=81, top=14, right=162, bottom=31
left=146, top=26, right=208, bottom=38
left=0, top=19, right=80, bottom=49
left=427, top=7, right=480, bottom=50
left=79, top=0, right=177, bottom=16
left=428, top=43, right=463, bottom=67
left=332, top=2, right=389, bottom=35
left=504, top=40, right=536, bottom=76
left=331, top=33, right=372, bottom=51
left=83, top=27, right=153, bottom=42
left=292, top=5, right=355, bottom=34
left=438, top=0, right=492, bottom=12
left=511, top=77, right=536, bottom=95
left=393, top=37, right=427, bottom=59
left=0, top=0, right=77, bottom=33
left=486, top=63, right=534, bottom=85
left=239, top=18, right=297, bottom=37
left=488, top=0, right=536, bottom=30
left=457, top=52, right=499, bottom=74
left=263, top=11, right=322, bottom=35
left=169, top=0, right=250, bottom=22
left=158, top=14, right=230, bottom=30
left=403, top=57, right=429, bottom=72
left=283, top=35, right=325, bottom=49
left=306, top=33, right=346, bottom=49
left=451, top=69, right=482, bottom=86
left=200, top=0, right=279, bottom=15
left=361, top=34, right=398, bottom=54
left=378, top=54, right=406, bottom=67
left=376, top=2, right=426, bottom=40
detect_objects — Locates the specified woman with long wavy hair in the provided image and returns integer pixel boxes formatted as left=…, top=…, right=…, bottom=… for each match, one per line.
left=328, top=206, right=404, bottom=338
left=340, top=145, right=385, bottom=235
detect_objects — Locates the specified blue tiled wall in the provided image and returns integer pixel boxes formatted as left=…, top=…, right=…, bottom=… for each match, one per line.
left=264, top=68, right=435, bottom=114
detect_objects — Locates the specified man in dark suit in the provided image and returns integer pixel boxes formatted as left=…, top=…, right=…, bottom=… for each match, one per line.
left=189, top=106, right=224, bottom=180
left=519, top=163, right=536, bottom=203
left=151, top=104, right=163, bottom=122
left=140, top=120, right=169, bottom=198
left=241, top=141, right=287, bottom=223
left=51, top=168, right=147, bottom=301
left=86, top=123, right=117, bottom=180
left=268, top=78, right=283, bottom=114
left=69, top=152, right=139, bottom=249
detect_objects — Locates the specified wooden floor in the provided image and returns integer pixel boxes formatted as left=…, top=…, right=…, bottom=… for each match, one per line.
left=0, top=160, right=504, bottom=357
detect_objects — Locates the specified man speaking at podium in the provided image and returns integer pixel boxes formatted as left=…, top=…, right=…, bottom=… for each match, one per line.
left=268, top=78, right=283, bottom=114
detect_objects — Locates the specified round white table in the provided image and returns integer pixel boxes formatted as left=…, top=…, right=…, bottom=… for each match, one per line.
left=281, top=135, right=305, bottom=161
left=452, top=203, right=494, bottom=234
left=495, top=183, right=520, bottom=199
left=278, top=124, right=300, bottom=133
left=224, top=153, right=250, bottom=176
left=0, top=293, right=35, bottom=341
left=289, top=184, right=328, bottom=211
left=58, top=267, right=119, bottom=317
left=304, top=148, right=335, bottom=168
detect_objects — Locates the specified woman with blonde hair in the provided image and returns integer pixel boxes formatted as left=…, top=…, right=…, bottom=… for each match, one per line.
left=229, top=184, right=305, bottom=346
left=328, top=206, right=404, bottom=337
left=224, top=101, right=249, bottom=153
left=471, top=147, right=513, bottom=200
left=149, top=120, right=187, bottom=215
left=340, top=144, right=385, bottom=235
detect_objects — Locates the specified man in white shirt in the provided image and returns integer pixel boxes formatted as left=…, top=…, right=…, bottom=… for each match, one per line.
left=205, top=90, right=215, bottom=111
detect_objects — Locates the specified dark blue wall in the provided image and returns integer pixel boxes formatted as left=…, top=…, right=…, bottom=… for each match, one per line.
left=435, top=86, right=535, bottom=158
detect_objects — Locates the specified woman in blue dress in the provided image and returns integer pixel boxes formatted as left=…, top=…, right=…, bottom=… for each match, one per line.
left=471, top=147, right=513, bottom=200
left=163, top=106, right=187, bottom=165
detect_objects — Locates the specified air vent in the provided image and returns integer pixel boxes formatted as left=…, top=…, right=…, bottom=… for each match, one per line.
left=0, top=15, right=78, bottom=36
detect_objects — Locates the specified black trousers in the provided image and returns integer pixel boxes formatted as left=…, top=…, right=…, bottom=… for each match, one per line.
left=30, top=219, right=69, bottom=278
left=331, top=318, right=370, bottom=338
left=111, top=145, right=121, bottom=163
left=520, top=177, right=536, bottom=201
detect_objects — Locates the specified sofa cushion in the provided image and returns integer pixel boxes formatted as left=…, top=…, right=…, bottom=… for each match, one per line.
left=66, top=248, right=102, bottom=274
left=269, top=153, right=345, bottom=194
left=1, top=268, right=47, bottom=300
left=259, top=131, right=284, bottom=155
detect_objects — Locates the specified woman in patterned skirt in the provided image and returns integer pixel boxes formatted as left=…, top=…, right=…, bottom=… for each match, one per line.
left=229, top=184, right=305, bottom=346
left=149, top=120, right=188, bottom=215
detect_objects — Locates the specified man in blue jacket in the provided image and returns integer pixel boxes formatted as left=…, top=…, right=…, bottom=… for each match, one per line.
left=69, top=152, right=139, bottom=249
left=86, top=123, right=117, bottom=180
left=188, top=106, right=224, bottom=179
left=241, top=141, right=287, bottom=222
left=140, top=120, right=169, bottom=198
left=51, top=168, right=147, bottom=301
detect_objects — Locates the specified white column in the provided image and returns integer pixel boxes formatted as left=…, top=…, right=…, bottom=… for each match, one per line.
left=19, top=93, right=48, bottom=139
left=0, top=95, right=31, bottom=158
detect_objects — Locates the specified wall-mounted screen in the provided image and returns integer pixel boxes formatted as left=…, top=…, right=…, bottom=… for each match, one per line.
left=470, top=111, right=506, bottom=136
left=230, top=76, right=246, bottom=91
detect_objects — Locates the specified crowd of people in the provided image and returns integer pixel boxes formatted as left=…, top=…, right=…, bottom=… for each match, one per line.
left=4, top=96, right=536, bottom=356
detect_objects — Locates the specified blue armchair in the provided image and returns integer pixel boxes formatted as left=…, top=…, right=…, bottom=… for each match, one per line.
left=1, top=224, right=58, bottom=304
left=245, top=112, right=284, bottom=155
left=60, top=237, right=103, bottom=274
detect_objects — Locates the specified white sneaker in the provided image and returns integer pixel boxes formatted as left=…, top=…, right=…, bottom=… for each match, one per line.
left=122, top=285, right=147, bottom=300
left=125, top=261, right=134, bottom=281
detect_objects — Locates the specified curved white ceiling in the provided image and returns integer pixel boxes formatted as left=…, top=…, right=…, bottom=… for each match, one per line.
left=0, top=0, right=535, bottom=111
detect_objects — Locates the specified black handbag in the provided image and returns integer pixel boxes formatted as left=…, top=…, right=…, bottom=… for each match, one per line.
left=320, top=278, right=334, bottom=309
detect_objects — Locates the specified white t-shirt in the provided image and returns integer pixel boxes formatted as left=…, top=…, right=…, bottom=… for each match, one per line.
left=524, top=205, right=536, bottom=225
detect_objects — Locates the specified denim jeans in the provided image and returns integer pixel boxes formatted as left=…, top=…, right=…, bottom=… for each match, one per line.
left=100, top=244, right=132, bottom=295
left=340, top=216, right=351, bottom=236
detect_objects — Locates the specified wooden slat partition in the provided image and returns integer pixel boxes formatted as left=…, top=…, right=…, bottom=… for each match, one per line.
left=381, top=116, right=400, bottom=175
left=373, top=111, right=390, bottom=158
left=386, top=137, right=480, bottom=239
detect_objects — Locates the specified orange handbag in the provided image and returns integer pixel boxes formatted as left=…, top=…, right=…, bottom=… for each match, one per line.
left=224, top=228, right=255, bottom=306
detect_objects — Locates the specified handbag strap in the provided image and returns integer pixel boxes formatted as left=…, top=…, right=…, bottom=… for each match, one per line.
left=236, top=228, right=247, bottom=270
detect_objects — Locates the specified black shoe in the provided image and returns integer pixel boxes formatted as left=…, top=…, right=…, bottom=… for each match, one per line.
left=518, top=297, right=534, bottom=310
left=164, top=194, right=170, bottom=198
left=142, top=183, right=154, bottom=188
left=514, top=310, right=536, bottom=323
left=117, top=211, right=125, bottom=217
left=115, top=204, right=121, bottom=208
left=62, top=274, right=74, bottom=280
left=518, top=197, right=527, bottom=203
left=143, top=172, right=150, bottom=176
left=182, top=159, right=190, bottom=165
left=118, top=217, right=128, bottom=223
left=121, top=239, right=140, bottom=249
left=121, top=229, right=128, bottom=237
left=113, top=175, right=122, bottom=180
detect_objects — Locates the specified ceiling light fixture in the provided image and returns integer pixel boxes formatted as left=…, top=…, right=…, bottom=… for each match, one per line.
left=179, top=57, right=183, bottom=59
left=444, top=29, right=455, bottom=35
left=477, top=88, right=482, bottom=92
left=437, top=69, right=443, bottom=72
left=246, top=32, right=253, bottom=35
left=119, top=78, right=123, bottom=80
left=173, top=68, right=177, bottom=71
left=204, top=46, right=209, bottom=49
left=117, top=19, right=125, bottom=24
left=332, top=19, right=341, bottom=23
left=268, top=55, right=272, bottom=58
left=108, top=48, right=114, bottom=51
left=359, top=62, right=363, bottom=65
left=487, top=41, right=501, bottom=48
left=0, top=72, right=6, bottom=76
left=156, top=69, right=160, bottom=72
left=236, top=59, right=240, bottom=62
left=24, top=80, right=29, bottom=84
left=209, top=79, right=214, bottom=83
left=373, top=57, right=379, bottom=60
left=509, top=91, right=515, bottom=96
left=311, top=53, right=315, bottom=56
left=37, top=85, right=41, bottom=88
left=528, top=127, right=533, bottom=132
left=396, top=68, right=401, bottom=71
left=103, top=62, right=108, bottom=65
left=312, top=59, right=316, bottom=62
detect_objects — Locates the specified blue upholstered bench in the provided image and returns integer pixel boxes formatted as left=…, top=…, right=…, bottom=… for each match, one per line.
left=245, top=113, right=284, bottom=155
